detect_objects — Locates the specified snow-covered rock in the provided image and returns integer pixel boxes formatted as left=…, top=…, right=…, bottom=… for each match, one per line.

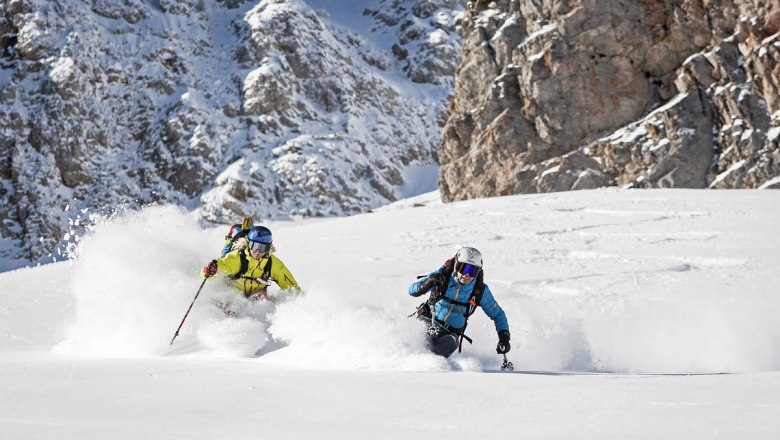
left=0, top=0, right=465, bottom=265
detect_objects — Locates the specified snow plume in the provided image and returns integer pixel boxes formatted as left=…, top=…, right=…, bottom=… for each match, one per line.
left=53, top=205, right=267, bottom=357
left=260, top=282, right=448, bottom=372
left=51, top=204, right=437, bottom=366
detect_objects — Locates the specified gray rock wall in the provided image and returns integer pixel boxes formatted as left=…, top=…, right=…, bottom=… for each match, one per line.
left=439, top=0, right=780, bottom=201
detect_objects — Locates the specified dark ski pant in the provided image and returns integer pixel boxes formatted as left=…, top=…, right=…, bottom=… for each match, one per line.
left=427, top=330, right=459, bottom=358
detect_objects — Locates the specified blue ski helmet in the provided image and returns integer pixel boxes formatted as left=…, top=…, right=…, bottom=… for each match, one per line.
left=247, top=226, right=272, bottom=245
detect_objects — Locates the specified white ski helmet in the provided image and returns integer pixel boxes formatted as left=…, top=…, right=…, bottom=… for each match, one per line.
left=456, top=246, right=483, bottom=268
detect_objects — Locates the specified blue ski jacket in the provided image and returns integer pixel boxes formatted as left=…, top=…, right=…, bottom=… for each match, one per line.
left=409, top=269, right=509, bottom=332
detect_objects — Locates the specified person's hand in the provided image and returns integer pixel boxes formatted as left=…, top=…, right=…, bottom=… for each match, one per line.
left=202, top=260, right=218, bottom=278
left=419, top=273, right=446, bottom=293
left=496, top=330, right=511, bottom=354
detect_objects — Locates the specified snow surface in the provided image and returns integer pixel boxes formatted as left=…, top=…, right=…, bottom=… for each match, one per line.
left=2, top=189, right=780, bottom=438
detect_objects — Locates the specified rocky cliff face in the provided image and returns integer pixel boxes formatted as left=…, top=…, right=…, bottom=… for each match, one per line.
left=439, top=0, right=780, bottom=201
left=0, top=0, right=464, bottom=265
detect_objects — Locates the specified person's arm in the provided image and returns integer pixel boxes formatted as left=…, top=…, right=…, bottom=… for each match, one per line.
left=202, top=251, right=243, bottom=277
left=270, top=255, right=301, bottom=291
left=479, top=285, right=509, bottom=331
left=408, top=269, right=446, bottom=297
left=480, top=285, right=511, bottom=353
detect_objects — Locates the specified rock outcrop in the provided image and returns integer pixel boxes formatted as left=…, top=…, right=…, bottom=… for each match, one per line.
left=439, top=0, right=780, bottom=201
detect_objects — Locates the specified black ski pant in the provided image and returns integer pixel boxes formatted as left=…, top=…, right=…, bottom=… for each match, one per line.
left=427, top=329, right=459, bottom=358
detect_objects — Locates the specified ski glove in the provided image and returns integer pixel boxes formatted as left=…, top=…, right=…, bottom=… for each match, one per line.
left=496, top=330, right=511, bottom=354
left=203, top=260, right=218, bottom=278
left=419, top=273, right=446, bottom=293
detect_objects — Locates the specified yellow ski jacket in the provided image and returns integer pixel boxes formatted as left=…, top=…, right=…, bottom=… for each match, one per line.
left=211, top=249, right=300, bottom=297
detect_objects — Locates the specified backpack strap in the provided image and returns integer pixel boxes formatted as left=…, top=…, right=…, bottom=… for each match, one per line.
left=261, top=255, right=272, bottom=283
left=228, top=249, right=250, bottom=280
left=466, top=271, right=484, bottom=317
left=230, top=252, right=273, bottom=286
left=431, top=317, right=473, bottom=344
left=456, top=270, right=484, bottom=352
left=429, top=272, right=483, bottom=349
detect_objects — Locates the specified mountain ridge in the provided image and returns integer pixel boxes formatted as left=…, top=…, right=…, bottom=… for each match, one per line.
left=0, top=0, right=465, bottom=266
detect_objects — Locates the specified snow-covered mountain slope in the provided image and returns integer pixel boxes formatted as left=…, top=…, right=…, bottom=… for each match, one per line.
left=0, top=0, right=465, bottom=267
left=1, top=189, right=779, bottom=438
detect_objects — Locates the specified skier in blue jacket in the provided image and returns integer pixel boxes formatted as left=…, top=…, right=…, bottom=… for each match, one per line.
left=408, top=246, right=510, bottom=358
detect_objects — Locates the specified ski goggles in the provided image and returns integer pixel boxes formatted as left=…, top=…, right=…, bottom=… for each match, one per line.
left=248, top=240, right=271, bottom=254
left=455, top=262, right=479, bottom=277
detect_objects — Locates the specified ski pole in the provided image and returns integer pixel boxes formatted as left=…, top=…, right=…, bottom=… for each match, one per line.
left=170, top=277, right=208, bottom=345
left=501, top=353, right=514, bottom=372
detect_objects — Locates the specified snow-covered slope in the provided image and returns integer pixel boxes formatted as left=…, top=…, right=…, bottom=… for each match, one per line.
left=0, top=0, right=465, bottom=266
left=1, top=189, right=779, bottom=438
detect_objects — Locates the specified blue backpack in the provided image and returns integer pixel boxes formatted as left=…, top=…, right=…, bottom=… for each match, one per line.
left=220, top=217, right=254, bottom=257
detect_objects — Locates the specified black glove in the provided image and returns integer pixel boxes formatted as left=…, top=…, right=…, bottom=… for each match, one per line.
left=202, top=260, right=218, bottom=278
left=419, top=273, right=445, bottom=293
left=496, top=330, right=511, bottom=354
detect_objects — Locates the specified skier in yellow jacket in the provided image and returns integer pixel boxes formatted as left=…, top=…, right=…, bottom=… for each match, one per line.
left=201, top=226, right=300, bottom=300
